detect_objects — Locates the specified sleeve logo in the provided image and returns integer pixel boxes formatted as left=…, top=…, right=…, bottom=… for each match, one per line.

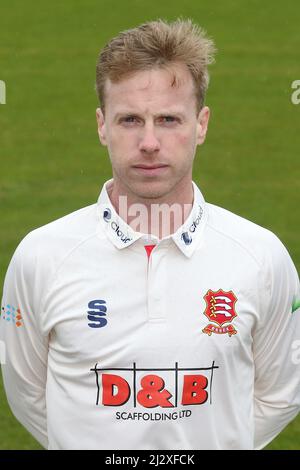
left=1, top=305, right=23, bottom=327
left=292, top=298, right=300, bottom=314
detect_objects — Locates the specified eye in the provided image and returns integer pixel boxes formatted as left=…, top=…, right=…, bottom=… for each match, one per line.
left=158, top=116, right=179, bottom=125
left=119, top=115, right=140, bottom=125
left=163, top=116, right=176, bottom=122
left=124, top=116, right=136, bottom=122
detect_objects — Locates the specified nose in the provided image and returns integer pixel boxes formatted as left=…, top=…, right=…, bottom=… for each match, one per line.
left=138, top=123, right=160, bottom=154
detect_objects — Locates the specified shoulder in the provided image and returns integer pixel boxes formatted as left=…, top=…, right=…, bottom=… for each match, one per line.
left=205, top=202, right=292, bottom=269
left=12, top=203, right=99, bottom=272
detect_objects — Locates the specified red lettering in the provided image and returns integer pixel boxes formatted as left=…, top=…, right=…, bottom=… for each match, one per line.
left=137, top=374, right=174, bottom=408
left=102, top=374, right=130, bottom=406
left=181, top=374, right=208, bottom=405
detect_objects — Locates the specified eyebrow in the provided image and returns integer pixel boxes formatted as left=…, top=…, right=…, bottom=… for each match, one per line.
left=113, top=111, right=186, bottom=122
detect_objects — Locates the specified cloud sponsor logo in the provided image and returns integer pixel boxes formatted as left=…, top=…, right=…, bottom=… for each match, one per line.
left=90, top=361, right=218, bottom=421
left=103, top=208, right=132, bottom=244
left=103, top=208, right=112, bottom=222
left=188, top=205, right=203, bottom=233
left=111, top=222, right=132, bottom=244
left=180, top=205, right=203, bottom=245
left=181, top=232, right=192, bottom=245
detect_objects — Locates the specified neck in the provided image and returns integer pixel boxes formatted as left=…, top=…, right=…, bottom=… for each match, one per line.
left=108, top=178, right=194, bottom=239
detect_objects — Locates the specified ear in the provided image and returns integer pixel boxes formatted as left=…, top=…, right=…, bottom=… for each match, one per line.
left=96, top=107, right=107, bottom=146
left=196, top=106, right=210, bottom=145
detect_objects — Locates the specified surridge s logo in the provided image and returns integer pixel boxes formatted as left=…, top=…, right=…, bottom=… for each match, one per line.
left=87, top=299, right=107, bottom=328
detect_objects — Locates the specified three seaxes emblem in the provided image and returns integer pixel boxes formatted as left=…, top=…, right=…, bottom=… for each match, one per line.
left=202, top=289, right=238, bottom=337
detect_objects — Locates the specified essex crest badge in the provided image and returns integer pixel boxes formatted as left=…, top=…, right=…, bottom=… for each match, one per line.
left=202, top=289, right=238, bottom=337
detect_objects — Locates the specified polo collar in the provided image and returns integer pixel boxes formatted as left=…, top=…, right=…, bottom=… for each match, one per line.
left=97, top=179, right=207, bottom=258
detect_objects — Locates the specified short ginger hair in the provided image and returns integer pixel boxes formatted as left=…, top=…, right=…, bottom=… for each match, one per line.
left=95, top=18, right=216, bottom=114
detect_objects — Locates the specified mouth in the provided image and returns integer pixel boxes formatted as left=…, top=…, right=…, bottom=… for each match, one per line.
left=132, top=164, right=169, bottom=176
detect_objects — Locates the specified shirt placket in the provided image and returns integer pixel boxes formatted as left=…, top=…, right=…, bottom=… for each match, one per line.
left=146, top=244, right=167, bottom=323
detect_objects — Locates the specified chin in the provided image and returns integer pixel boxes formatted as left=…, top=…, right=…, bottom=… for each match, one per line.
left=130, top=181, right=171, bottom=200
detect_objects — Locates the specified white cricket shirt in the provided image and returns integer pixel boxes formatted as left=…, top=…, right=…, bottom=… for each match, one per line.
left=1, top=179, right=300, bottom=450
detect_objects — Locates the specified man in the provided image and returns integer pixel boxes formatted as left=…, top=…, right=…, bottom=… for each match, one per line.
left=1, top=19, right=299, bottom=450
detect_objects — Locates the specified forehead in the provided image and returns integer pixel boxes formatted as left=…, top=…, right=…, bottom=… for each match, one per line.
left=104, top=63, right=196, bottom=113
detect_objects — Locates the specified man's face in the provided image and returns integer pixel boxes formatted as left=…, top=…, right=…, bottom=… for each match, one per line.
left=96, top=63, right=210, bottom=201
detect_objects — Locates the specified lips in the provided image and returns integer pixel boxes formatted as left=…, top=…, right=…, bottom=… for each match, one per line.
left=132, top=164, right=169, bottom=176
left=133, top=163, right=169, bottom=178
left=133, top=164, right=168, bottom=170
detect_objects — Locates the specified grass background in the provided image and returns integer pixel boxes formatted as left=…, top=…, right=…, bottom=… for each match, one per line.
left=0, top=0, right=299, bottom=450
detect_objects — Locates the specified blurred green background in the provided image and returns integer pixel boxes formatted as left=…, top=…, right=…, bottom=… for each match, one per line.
left=0, top=0, right=299, bottom=450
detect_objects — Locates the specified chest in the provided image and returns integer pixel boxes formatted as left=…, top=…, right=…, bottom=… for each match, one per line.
left=44, top=246, right=259, bottom=366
